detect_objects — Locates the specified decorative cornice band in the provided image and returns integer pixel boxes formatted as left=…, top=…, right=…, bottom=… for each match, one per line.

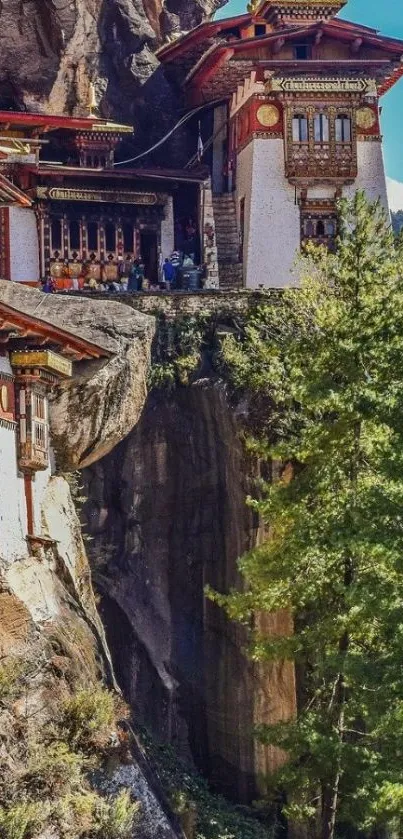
left=0, top=417, right=17, bottom=431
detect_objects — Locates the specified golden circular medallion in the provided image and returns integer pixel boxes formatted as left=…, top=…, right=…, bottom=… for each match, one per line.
left=356, top=107, right=376, bottom=130
left=0, top=385, right=9, bottom=413
left=256, top=104, right=280, bottom=128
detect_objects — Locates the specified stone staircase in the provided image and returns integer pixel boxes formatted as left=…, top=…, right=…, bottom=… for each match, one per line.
left=212, top=194, right=244, bottom=290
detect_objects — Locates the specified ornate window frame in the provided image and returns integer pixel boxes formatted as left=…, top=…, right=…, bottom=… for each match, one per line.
left=284, top=103, right=357, bottom=181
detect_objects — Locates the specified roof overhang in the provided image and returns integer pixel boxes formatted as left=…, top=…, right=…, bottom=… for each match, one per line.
left=0, top=111, right=133, bottom=136
left=183, top=18, right=403, bottom=96
left=26, top=163, right=209, bottom=183
left=0, top=299, right=111, bottom=361
left=0, top=174, right=32, bottom=207
left=157, top=13, right=252, bottom=61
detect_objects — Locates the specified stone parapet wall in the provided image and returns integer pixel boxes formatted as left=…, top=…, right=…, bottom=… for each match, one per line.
left=74, top=288, right=279, bottom=318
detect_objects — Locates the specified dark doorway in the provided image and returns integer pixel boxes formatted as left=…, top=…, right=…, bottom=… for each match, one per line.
left=140, top=231, right=158, bottom=284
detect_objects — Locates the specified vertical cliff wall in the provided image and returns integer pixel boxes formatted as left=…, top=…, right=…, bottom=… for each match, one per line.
left=0, top=0, right=227, bottom=149
left=83, top=380, right=296, bottom=804
left=0, top=283, right=185, bottom=839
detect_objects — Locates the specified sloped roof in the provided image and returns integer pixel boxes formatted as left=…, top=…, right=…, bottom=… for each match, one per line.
left=0, top=174, right=31, bottom=207
left=174, top=16, right=403, bottom=101
left=0, top=297, right=111, bottom=361
left=0, top=111, right=133, bottom=136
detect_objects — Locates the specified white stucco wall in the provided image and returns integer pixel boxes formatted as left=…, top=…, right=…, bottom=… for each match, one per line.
left=344, top=140, right=389, bottom=214
left=9, top=207, right=40, bottom=283
left=0, top=425, right=28, bottom=562
left=0, top=354, right=27, bottom=562
left=0, top=353, right=54, bottom=564
left=161, top=197, right=174, bottom=260
left=236, top=139, right=300, bottom=289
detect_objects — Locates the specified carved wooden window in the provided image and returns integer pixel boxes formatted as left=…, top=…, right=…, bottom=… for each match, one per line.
left=301, top=212, right=337, bottom=248
left=314, top=113, right=329, bottom=143
left=32, top=391, right=48, bottom=455
left=292, top=114, right=308, bottom=142
left=335, top=114, right=352, bottom=143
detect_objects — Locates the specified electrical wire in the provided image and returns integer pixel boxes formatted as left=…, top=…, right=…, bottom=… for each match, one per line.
left=113, top=99, right=225, bottom=167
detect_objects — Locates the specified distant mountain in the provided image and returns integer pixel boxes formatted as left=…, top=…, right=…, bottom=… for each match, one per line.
left=385, top=179, right=403, bottom=235
left=387, top=177, right=403, bottom=213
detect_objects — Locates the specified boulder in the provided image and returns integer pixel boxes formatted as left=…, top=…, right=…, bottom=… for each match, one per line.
left=0, top=281, right=155, bottom=469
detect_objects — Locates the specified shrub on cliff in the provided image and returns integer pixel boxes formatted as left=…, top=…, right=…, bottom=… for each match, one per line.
left=61, top=688, right=117, bottom=751
left=210, top=192, right=403, bottom=838
left=0, top=656, right=139, bottom=839
left=142, top=735, right=277, bottom=839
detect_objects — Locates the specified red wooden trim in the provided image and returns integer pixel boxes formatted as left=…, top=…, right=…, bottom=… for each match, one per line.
left=0, top=300, right=111, bottom=359
left=378, top=64, right=403, bottom=96
left=0, top=111, right=131, bottom=134
left=0, top=174, right=32, bottom=207
left=227, top=21, right=403, bottom=54
left=0, top=208, right=10, bottom=280
left=157, top=13, right=252, bottom=61
left=187, top=47, right=235, bottom=88
left=24, top=472, right=34, bottom=536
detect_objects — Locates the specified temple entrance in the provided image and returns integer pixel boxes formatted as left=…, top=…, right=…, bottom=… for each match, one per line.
left=140, top=231, right=158, bottom=285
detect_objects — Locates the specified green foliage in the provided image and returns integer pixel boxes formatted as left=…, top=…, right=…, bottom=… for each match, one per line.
left=0, top=659, right=26, bottom=704
left=0, top=657, right=138, bottom=839
left=54, top=789, right=139, bottom=839
left=142, top=734, right=277, bottom=839
left=212, top=192, right=403, bottom=838
left=23, top=742, right=85, bottom=797
left=93, top=789, right=140, bottom=839
left=61, top=687, right=116, bottom=751
left=148, top=361, right=177, bottom=390
left=0, top=801, right=46, bottom=839
left=148, top=313, right=209, bottom=389
left=391, top=209, right=403, bottom=236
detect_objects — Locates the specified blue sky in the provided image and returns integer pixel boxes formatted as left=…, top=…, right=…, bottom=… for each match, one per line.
left=215, top=1, right=403, bottom=182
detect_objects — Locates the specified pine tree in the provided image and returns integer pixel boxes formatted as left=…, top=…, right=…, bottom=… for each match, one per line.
left=212, top=193, right=403, bottom=839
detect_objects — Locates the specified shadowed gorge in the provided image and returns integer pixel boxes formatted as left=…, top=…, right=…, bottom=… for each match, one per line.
left=82, top=382, right=296, bottom=804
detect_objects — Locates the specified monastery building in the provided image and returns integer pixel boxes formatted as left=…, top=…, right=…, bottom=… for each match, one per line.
left=0, top=0, right=402, bottom=290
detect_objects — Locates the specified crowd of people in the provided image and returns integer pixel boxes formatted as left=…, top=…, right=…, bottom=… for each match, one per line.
left=42, top=248, right=204, bottom=295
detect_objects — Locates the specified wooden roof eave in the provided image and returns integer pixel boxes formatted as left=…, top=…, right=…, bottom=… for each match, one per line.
left=0, top=174, right=32, bottom=207
left=324, top=19, right=403, bottom=53
left=223, top=20, right=403, bottom=55
left=157, top=13, right=252, bottom=61
left=0, top=111, right=133, bottom=137
left=378, top=64, right=403, bottom=96
left=25, top=163, right=209, bottom=183
left=0, top=301, right=111, bottom=361
left=185, top=44, right=236, bottom=88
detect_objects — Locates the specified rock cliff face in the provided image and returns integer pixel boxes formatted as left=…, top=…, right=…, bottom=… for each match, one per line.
left=0, top=280, right=155, bottom=468
left=0, top=284, right=184, bottom=838
left=0, top=0, right=227, bottom=146
left=83, top=381, right=296, bottom=804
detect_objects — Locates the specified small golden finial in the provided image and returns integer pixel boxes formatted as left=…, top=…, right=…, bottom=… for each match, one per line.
left=247, top=0, right=261, bottom=13
left=88, top=82, right=98, bottom=117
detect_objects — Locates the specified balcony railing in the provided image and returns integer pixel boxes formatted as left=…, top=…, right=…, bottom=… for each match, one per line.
left=286, top=141, right=356, bottom=181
